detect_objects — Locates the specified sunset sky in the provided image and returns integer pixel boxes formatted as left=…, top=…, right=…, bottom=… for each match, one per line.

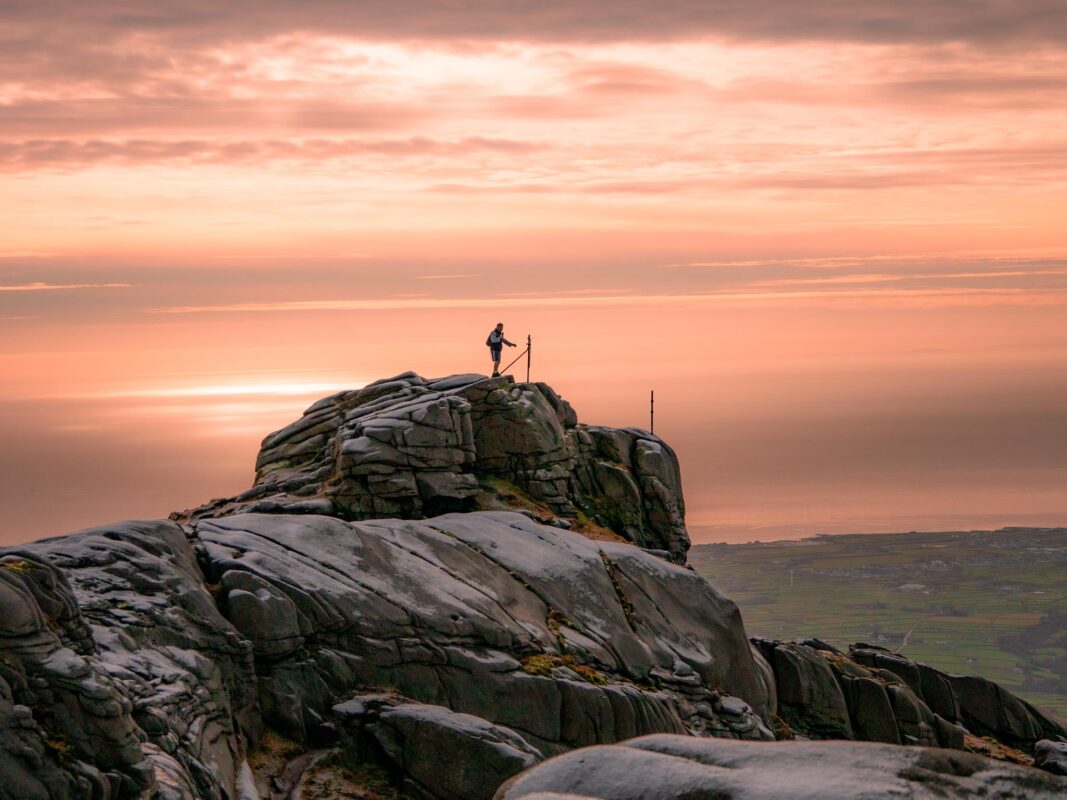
left=2, top=2, right=1066, bottom=544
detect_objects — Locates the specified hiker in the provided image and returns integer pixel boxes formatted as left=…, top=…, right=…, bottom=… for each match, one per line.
left=486, top=322, right=516, bottom=376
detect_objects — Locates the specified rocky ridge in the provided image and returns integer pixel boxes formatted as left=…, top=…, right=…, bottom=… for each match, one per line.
left=2, top=372, right=1066, bottom=800
left=753, top=638, right=1066, bottom=755
left=180, top=373, right=689, bottom=562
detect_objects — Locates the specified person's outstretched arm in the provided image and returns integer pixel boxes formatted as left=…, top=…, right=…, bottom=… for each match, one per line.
left=504, top=337, right=516, bottom=346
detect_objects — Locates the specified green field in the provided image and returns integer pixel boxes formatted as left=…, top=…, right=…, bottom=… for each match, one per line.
left=690, top=528, right=1067, bottom=718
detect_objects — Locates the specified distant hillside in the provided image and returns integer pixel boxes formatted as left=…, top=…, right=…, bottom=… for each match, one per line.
left=691, top=527, right=1067, bottom=717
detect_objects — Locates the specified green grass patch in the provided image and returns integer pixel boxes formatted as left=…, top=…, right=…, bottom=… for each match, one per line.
left=692, top=528, right=1067, bottom=718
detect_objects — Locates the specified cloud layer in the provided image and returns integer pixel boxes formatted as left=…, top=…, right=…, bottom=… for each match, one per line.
left=8, top=1, right=1067, bottom=46
left=2, top=1, right=1066, bottom=540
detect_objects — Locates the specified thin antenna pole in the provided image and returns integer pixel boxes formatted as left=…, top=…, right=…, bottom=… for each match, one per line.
left=526, top=335, right=532, bottom=383
left=650, top=389, right=655, bottom=434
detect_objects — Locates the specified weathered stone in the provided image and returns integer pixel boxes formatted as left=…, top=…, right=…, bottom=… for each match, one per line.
left=951, top=674, right=1044, bottom=749
left=177, top=373, right=691, bottom=561
left=1035, top=739, right=1067, bottom=776
left=843, top=677, right=900, bottom=744
left=193, top=511, right=768, bottom=753
left=221, top=571, right=303, bottom=659
left=495, top=735, right=1067, bottom=800
left=752, top=640, right=851, bottom=738
left=7, top=374, right=1065, bottom=800
left=1, top=521, right=259, bottom=799
left=334, top=694, right=543, bottom=800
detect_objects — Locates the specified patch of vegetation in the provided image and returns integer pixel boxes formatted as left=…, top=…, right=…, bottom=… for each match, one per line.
left=964, top=734, right=1033, bottom=766
left=573, top=664, right=608, bottom=685
left=302, top=751, right=398, bottom=800
left=247, top=728, right=306, bottom=793
left=45, top=738, right=74, bottom=762
left=475, top=477, right=553, bottom=517
left=771, top=715, right=795, bottom=740
left=545, top=608, right=575, bottom=646
left=0, top=559, right=33, bottom=573
left=572, top=511, right=628, bottom=543
left=690, top=527, right=1067, bottom=718
left=521, top=653, right=608, bottom=685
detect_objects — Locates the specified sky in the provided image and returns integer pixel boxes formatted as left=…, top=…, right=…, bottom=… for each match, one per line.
left=2, top=2, right=1066, bottom=545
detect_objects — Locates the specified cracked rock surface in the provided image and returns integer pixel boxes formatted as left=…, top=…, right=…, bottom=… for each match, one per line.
left=1, top=521, right=257, bottom=799
left=178, top=372, right=690, bottom=562
left=1, top=510, right=767, bottom=799
left=195, top=511, right=771, bottom=751
left=753, top=638, right=1067, bottom=758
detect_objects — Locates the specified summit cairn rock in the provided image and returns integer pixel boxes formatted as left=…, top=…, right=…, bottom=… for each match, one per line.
left=180, top=373, right=690, bottom=561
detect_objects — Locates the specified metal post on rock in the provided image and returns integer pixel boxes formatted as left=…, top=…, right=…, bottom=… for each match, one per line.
left=650, top=389, right=655, bottom=435
left=526, top=335, right=531, bottom=383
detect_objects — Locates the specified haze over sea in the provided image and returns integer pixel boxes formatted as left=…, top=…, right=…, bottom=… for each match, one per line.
left=3, top=3, right=1067, bottom=544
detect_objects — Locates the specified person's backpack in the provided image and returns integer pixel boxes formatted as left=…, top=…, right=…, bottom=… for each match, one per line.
left=485, top=331, right=496, bottom=347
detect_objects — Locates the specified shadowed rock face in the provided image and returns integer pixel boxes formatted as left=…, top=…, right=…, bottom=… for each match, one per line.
left=0, top=511, right=767, bottom=799
left=333, top=693, right=544, bottom=800
left=494, top=734, right=1067, bottom=800
left=179, top=372, right=689, bottom=562
left=753, top=638, right=1067, bottom=756
left=1, top=522, right=258, bottom=800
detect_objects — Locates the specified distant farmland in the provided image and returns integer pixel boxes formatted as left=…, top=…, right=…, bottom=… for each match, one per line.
left=690, top=527, right=1067, bottom=718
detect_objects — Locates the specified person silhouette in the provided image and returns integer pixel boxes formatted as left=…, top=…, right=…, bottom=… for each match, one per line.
left=486, top=322, right=516, bottom=376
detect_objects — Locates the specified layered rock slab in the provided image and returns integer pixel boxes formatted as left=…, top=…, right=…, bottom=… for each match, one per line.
left=0, top=521, right=258, bottom=800
left=195, top=511, right=770, bottom=751
left=180, top=372, right=689, bottom=561
left=494, top=734, right=1067, bottom=800
left=333, top=693, right=543, bottom=800
left=1, top=509, right=768, bottom=799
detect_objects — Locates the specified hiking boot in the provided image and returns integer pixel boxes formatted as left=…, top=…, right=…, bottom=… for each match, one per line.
left=492, top=370, right=499, bottom=377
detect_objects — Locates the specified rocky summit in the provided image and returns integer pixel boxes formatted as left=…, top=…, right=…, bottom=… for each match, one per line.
left=180, top=372, right=690, bottom=562
left=2, top=372, right=1066, bottom=800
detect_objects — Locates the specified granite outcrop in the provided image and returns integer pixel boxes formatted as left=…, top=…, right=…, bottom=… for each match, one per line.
left=753, top=637, right=1067, bottom=758
left=179, top=373, right=689, bottom=562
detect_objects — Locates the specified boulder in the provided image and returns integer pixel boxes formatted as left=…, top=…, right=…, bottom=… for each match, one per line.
left=851, top=644, right=1067, bottom=752
left=751, top=639, right=851, bottom=738
left=494, top=734, right=1067, bottom=800
left=334, top=694, right=543, bottom=800
left=752, top=639, right=1064, bottom=756
left=1035, top=739, right=1067, bottom=776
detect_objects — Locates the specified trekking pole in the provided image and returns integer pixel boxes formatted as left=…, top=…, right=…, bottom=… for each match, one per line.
left=500, top=345, right=529, bottom=376
left=526, top=335, right=532, bottom=382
